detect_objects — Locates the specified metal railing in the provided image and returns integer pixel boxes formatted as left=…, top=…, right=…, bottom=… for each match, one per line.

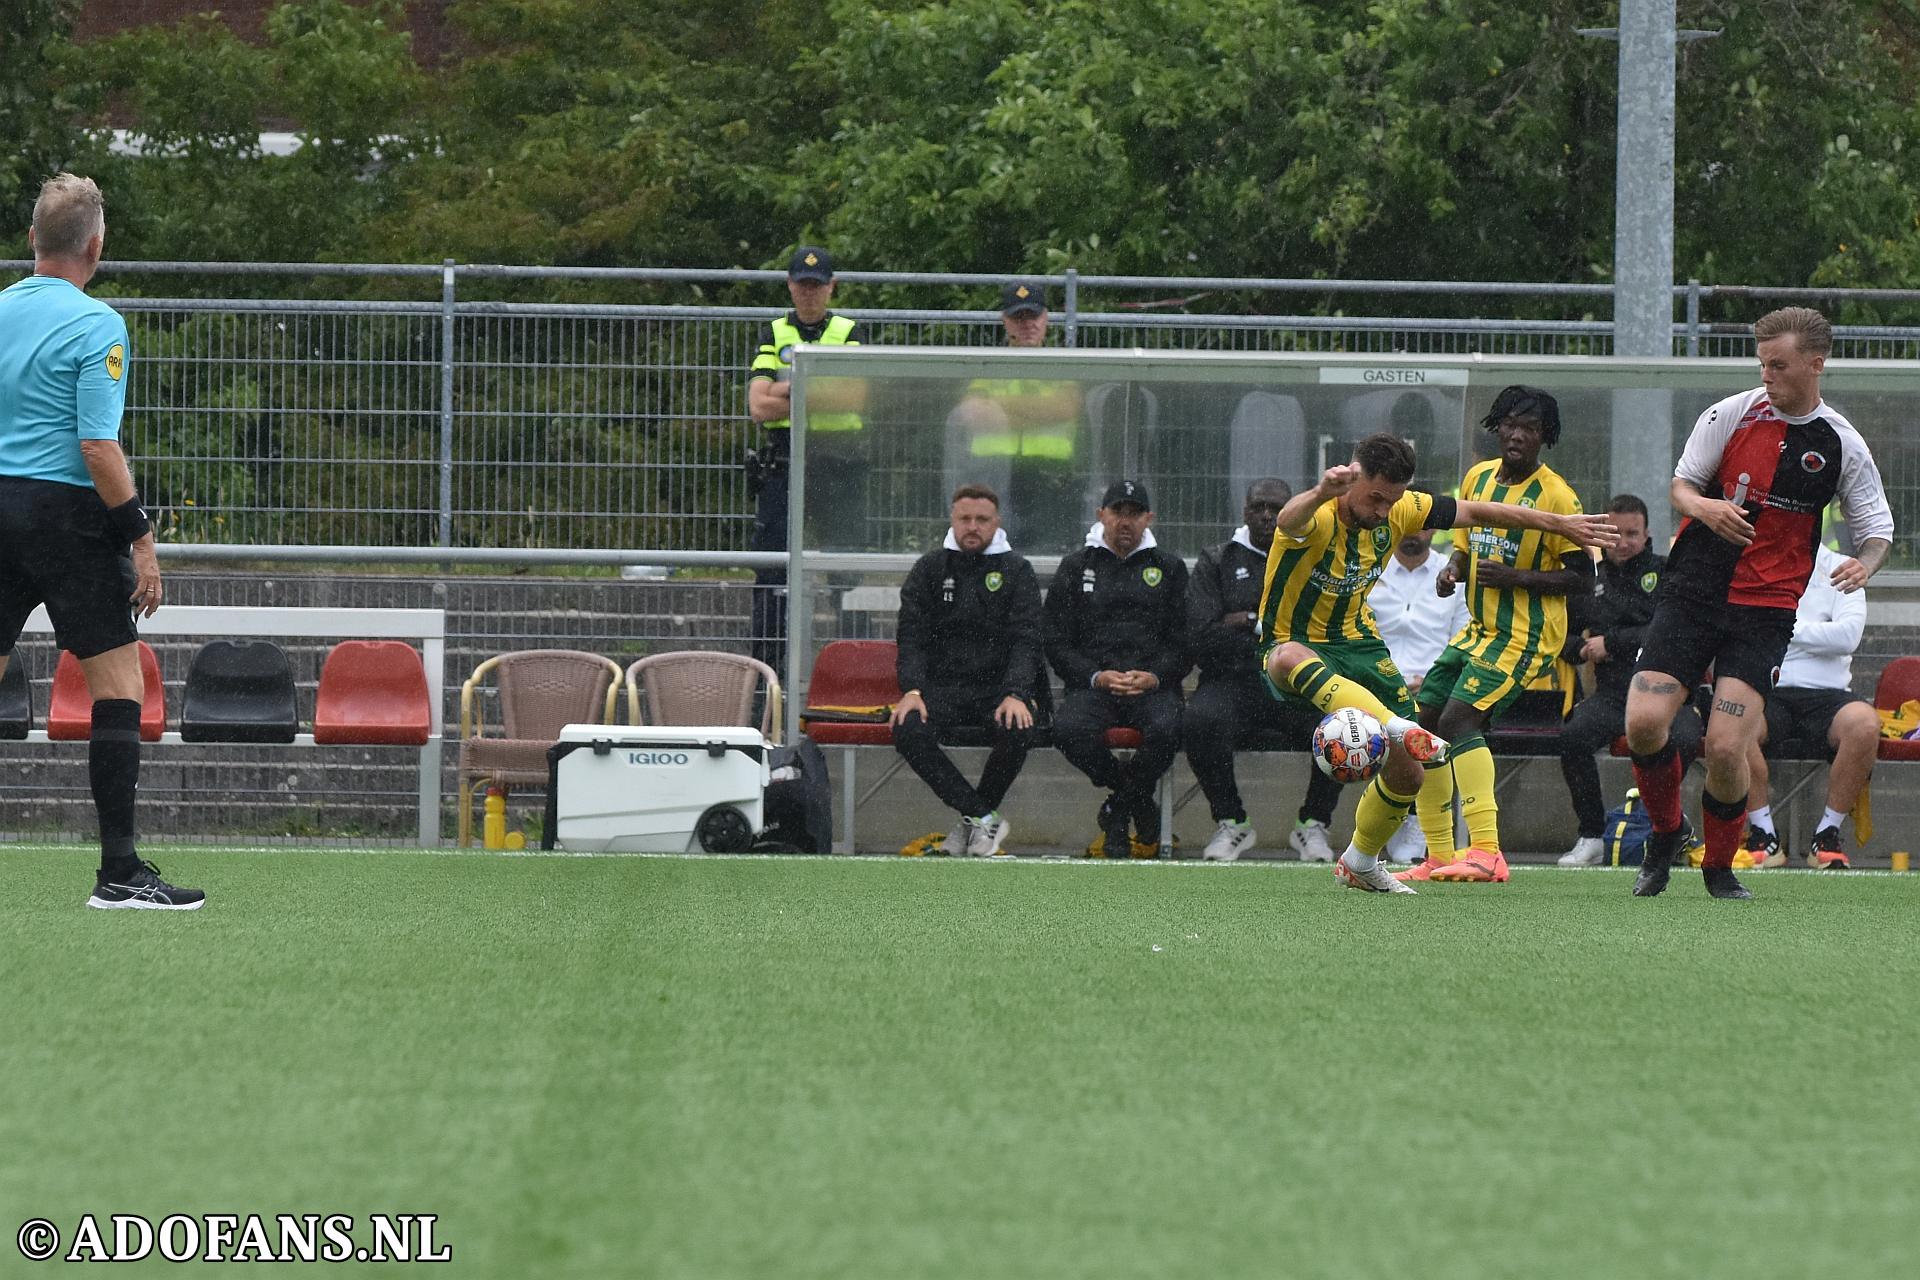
left=7, top=259, right=1920, bottom=556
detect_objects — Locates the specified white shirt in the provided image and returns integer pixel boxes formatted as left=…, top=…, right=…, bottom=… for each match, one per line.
left=1779, top=545, right=1865, bottom=691
left=1368, top=550, right=1468, bottom=681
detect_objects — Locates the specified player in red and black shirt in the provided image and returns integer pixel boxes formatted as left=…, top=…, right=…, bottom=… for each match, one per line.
left=1624, top=307, right=1894, bottom=899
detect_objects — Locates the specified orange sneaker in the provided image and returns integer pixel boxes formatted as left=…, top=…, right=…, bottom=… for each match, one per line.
left=1427, top=849, right=1510, bottom=883
left=1394, top=855, right=1451, bottom=883
left=1394, top=725, right=1450, bottom=765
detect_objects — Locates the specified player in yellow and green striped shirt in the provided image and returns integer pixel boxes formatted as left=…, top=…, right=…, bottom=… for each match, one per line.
left=1258, top=432, right=1618, bottom=894
left=1401, top=387, right=1592, bottom=886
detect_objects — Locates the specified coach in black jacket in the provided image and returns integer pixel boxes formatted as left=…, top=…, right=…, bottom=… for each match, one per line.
left=1184, top=479, right=1343, bottom=861
left=1555, top=493, right=1704, bottom=865
left=892, top=483, right=1043, bottom=857
left=1044, top=480, right=1190, bottom=854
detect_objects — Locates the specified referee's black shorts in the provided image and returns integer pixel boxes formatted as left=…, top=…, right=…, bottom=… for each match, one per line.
left=0, top=476, right=139, bottom=660
left=1634, top=596, right=1797, bottom=696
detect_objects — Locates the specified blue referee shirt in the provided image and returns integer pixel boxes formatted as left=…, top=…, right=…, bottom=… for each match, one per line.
left=0, top=274, right=130, bottom=487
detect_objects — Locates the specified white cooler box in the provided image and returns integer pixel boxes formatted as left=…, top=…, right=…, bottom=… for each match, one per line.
left=547, top=725, right=771, bottom=853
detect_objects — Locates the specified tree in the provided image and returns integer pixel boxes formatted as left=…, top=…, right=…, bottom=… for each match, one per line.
left=0, top=0, right=85, bottom=242
left=62, top=0, right=428, bottom=274
left=357, top=0, right=840, bottom=297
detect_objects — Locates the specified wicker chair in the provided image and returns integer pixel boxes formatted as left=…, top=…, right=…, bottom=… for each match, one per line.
left=625, top=651, right=782, bottom=742
left=458, top=649, right=622, bottom=846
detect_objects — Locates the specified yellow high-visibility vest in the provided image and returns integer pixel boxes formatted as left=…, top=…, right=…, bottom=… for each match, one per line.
left=963, top=376, right=1076, bottom=460
left=753, top=314, right=861, bottom=432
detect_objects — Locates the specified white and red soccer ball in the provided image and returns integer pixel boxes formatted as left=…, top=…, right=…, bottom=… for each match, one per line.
left=1312, top=707, right=1388, bottom=784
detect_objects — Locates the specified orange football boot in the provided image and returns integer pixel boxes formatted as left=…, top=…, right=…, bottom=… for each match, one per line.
left=1427, top=849, right=1510, bottom=883
left=1394, top=725, right=1449, bottom=765
left=1393, top=854, right=1451, bottom=883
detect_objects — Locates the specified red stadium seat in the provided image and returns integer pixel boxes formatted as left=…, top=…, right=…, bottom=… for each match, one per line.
left=314, top=641, right=434, bottom=746
left=802, top=641, right=901, bottom=746
left=46, top=643, right=165, bottom=741
left=1874, top=656, right=1920, bottom=761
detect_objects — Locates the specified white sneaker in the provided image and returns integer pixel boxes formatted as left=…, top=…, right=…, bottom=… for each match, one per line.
left=941, top=821, right=969, bottom=856
left=1203, top=819, right=1257, bottom=862
left=965, top=813, right=1011, bottom=857
left=1335, top=849, right=1417, bottom=894
left=1382, top=813, right=1427, bottom=865
left=1558, top=836, right=1605, bottom=867
left=1289, top=819, right=1335, bottom=863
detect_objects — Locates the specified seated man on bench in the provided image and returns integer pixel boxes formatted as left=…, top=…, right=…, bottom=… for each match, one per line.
left=1739, top=543, right=1875, bottom=870
left=891, top=483, right=1044, bottom=857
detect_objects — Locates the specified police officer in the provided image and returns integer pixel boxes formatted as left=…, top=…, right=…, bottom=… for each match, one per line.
left=944, top=280, right=1083, bottom=551
left=1044, top=480, right=1190, bottom=855
left=1184, top=478, right=1343, bottom=861
left=745, top=246, right=866, bottom=669
left=891, top=483, right=1044, bottom=857
left=0, top=173, right=202, bottom=909
left=1556, top=493, right=1704, bottom=865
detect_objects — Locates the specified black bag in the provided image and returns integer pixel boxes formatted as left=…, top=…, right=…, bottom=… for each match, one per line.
left=756, top=734, right=833, bottom=853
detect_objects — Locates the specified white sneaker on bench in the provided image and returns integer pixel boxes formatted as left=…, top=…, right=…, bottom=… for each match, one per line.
left=1203, top=819, right=1256, bottom=862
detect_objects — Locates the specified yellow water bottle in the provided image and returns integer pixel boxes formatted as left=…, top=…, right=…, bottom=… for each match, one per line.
left=483, top=786, right=507, bottom=851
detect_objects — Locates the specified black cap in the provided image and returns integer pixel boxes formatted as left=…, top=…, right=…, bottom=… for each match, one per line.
left=999, top=280, right=1047, bottom=316
left=788, top=246, right=833, bottom=283
left=1100, top=479, right=1151, bottom=511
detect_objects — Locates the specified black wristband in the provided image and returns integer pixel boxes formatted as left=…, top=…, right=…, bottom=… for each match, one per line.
left=107, top=496, right=151, bottom=544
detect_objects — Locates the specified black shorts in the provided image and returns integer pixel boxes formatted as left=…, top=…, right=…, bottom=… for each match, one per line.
left=1634, top=598, right=1796, bottom=696
left=1764, top=686, right=1868, bottom=759
left=0, top=476, right=139, bottom=660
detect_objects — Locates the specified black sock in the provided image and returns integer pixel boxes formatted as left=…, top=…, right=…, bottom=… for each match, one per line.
left=90, top=699, right=142, bottom=879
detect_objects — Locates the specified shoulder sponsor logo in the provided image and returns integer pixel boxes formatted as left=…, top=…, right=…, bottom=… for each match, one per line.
left=985, top=571, right=1003, bottom=592
left=1640, top=571, right=1658, bottom=593
left=105, top=343, right=125, bottom=381
left=1142, top=566, right=1163, bottom=587
left=1801, top=450, right=1827, bottom=474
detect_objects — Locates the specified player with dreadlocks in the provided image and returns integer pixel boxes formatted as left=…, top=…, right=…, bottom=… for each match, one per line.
left=1397, top=385, right=1594, bottom=884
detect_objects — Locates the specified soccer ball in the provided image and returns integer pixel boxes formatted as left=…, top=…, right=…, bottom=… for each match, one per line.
left=1312, top=708, right=1389, bottom=784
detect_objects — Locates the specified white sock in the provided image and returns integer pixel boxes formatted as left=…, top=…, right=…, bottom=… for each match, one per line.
left=1340, top=846, right=1378, bottom=872
left=1746, top=805, right=1774, bottom=835
left=1820, top=807, right=1849, bottom=834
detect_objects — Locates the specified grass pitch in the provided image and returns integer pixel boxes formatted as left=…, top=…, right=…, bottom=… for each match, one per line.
left=5, top=847, right=1918, bottom=1279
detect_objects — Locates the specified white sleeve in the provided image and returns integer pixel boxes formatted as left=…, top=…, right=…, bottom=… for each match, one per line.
left=1673, top=392, right=1748, bottom=491
left=1835, top=427, right=1895, bottom=547
left=1793, top=576, right=1865, bottom=658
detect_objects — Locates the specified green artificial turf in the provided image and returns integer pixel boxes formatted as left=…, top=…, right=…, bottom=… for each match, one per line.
left=4, top=847, right=1918, bottom=1279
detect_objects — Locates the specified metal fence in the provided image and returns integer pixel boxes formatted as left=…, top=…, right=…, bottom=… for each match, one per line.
left=9, top=261, right=1920, bottom=843
left=7, top=260, right=1920, bottom=555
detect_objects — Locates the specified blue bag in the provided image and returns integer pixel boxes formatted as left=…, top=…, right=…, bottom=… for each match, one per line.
left=1603, top=787, right=1652, bottom=867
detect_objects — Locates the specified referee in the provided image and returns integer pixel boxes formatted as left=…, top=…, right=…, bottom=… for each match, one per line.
left=0, top=173, right=202, bottom=910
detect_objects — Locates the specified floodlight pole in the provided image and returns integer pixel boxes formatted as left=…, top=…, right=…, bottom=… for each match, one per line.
left=1579, top=4, right=1718, bottom=544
